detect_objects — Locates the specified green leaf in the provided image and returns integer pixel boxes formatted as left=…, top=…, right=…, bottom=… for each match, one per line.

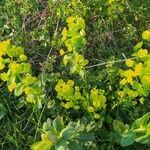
left=113, top=120, right=126, bottom=135
left=6, top=45, right=24, bottom=57
left=60, top=127, right=75, bottom=140
left=134, top=42, right=143, bottom=51
left=121, top=131, right=136, bottom=147
left=77, top=18, right=85, bottom=29
left=140, top=112, right=150, bottom=126
left=14, top=83, right=24, bottom=96
left=71, top=36, right=83, bottom=49
left=21, top=63, right=31, bottom=73
left=54, top=140, right=67, bottom=150
left=131, top=112, right=150, bottom=130
left=53, top=116, right=64, bottom=133
left=31, top=140, right=52, bottom=150
left=76, top=133, right=95, bottom=142
left=68, top=141, right=81, bottom=150
left=0, top=103, right=6, bottom=120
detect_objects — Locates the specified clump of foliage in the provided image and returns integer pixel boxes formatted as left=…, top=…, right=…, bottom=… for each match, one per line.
left=113, top=112, right=150, bottom=146
left=31, top=116, right=95, bottom=150
left=0, top=40, right=44, bottom=108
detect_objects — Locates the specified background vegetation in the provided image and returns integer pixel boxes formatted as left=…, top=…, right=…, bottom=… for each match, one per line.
left=0, top=0, right=150, bottom=149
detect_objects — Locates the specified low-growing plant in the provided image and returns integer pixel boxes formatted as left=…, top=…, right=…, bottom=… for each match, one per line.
left=0, top=40, right=44, bottom=108
left=31, top=116, right=95, bottom=150
left=113, top=112, right=150, bottom=147
left=60, top=16, right=88, bottom=77
left=118, top=30, right=150, bottom=106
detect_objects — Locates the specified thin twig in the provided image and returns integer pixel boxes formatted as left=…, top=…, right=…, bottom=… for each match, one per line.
left=85, top=57, right=138, bottom=68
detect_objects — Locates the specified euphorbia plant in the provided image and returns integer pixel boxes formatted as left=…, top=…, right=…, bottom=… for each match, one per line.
left=0, top=40, right=44, bottom=108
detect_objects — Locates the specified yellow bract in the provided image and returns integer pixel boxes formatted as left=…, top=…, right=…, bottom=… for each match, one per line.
left=0, top=73, right=8, bottom=81
left=142, top=30, right=150, bottom=41
left=137, top=49, right=148, bottom=58
left=67, top=46, right=73, bottom=52
left=26, top=94, right=35, bottom=103
left=90, top=88, right=106, bottom=109
left=20, top=54, right=27, bottom=61
left=24, top=87, right=33, bottom=94
left=0, top=63, right=5, bottom=70
left=0, top=40, right=44, bottom=106
left=0, top=39, right=10, bottom=56
left=118, top=91, right=124, bottom=98
left=120, top=78, right=127, bottom=85
left=134, top=63, right=142, bottom=76
left=9, top=62, right=20, bottom=70
left=94, top=114, right=100, bottom=119
left=88, top=106, right=95, bottom=112
left=67, top=16, right=75, bottom=24
left=126, top=59, right=134, bottom=67
left=8, top=82, right=17, bottom=92
left=120, top=69, right=135, bottom=85
left=62, top=27, right=67, bottom=41
left=59, top=49, right=65, bottom=56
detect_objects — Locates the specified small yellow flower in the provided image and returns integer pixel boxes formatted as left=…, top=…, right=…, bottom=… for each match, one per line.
left=26, top=94, right=35, bottom=103
left=59, top=49, right=65, bottom=56
left=0, top=73, right=8, bottom=81
left=134, top=63, right=142, bottom=76
left=64, top=102, right=71, bottom=109
left=0, top=39, right=10, bottom=56
left=137, top=49, right=148, bottom=58
left=120, top=78, right=127, bottom=85
left=125, top=59, right=134, bottom=67
left=0, top=63, right=5, bottom=70
left=63, top=55, right=69, bottom=65
left=24, top=87, right=33, bottom=94
left=41, top=133, right=53, bottom=145
left=67, top=16, right=75, bottom=24
left=127, top=76, right=133, bottom=84
left=88, top=106, right=95, bottom=112
left=124, top=69, right=135, bottom=78
left=20, top=54, right=27, bottom=61
left=67, top=46, right=73, bottom=52
left=8, top=82, right=17, bottom=92
left=142, top=30, right=150, bottom=41
left=94, top=113, right=100, bottom=119
left=118, top=91, right=124, bottom=98
left=62, top=27, right=67, bottom=41
left=74, top=91, right=81, bottom=99
left=67, top=80, right=74, bottom=86
left=9, top=62, right=20, bottom=70
left=140, top=74, right=150, bottom=86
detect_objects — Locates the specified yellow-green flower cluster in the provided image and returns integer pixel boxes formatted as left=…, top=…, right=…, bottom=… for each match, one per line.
left=62, top=16, right=86, bottom=49
left=60, top=17, right=88, bottom=77
left=55, top=79, right=106, bottom=119
left=55, top=79, right=82, bottom=109
left=119, top=31, right=150, bottom=104
left=87, top=88, right=106, bottom=119
left=0, top=40, right=44, bottom=107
